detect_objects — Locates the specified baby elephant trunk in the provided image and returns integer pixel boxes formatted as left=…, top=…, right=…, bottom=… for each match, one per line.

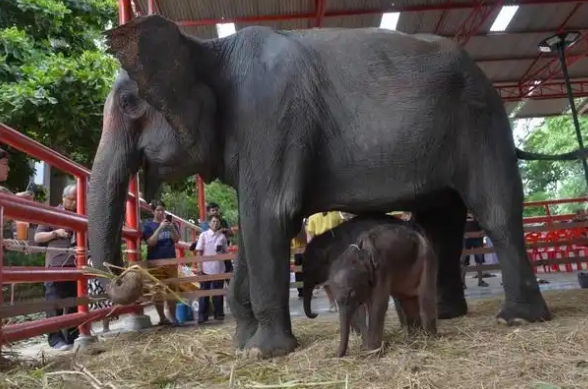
left=337, top=305, right=354, bottom=357
left=303, top=282, right=318, bottom=319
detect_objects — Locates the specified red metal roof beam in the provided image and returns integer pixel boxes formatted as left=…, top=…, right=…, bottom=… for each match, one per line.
left=177, top=0, right=581, bottom=27
left=454, top=1, right=503, bottom=46
left=496, top=80, right=588, bottom=102
left=434, top=0, right=455, bottom=35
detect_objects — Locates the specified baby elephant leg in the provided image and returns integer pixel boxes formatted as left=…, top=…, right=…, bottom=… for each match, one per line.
left=392, top=296, right=407, bottom=328
left=366, top=292, right=390, bottom=351
left=349, top=305, right=368, bottom=346
left=419, top=267, right=438, bottom=336
left=398, top=297, right=422, bottom=336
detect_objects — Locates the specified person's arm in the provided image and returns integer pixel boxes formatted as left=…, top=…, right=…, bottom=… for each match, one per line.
left=34, top=225, right=67, bottom=244
left=306, top=217, right=315, bottom=243
left=169, top=222, right=181, bottom=243
left=220, top=219, right=234, bottom=237
left=0, top=186, right=33, bottom=200
left=195, top=233, right=205, bottom=256
left=195, top=234, right=205, bottom=273
left=143, top=223, right=161, bottom=247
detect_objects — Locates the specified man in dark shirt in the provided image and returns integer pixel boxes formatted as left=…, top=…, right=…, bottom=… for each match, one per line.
left=34, top=184, right=78, bottom=351
left=142, top=200, right=181, bottom=325
left=463, top=212, right=489, bottom=288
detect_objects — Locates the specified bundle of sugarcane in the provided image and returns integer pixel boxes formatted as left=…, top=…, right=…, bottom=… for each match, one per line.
left=82, top=263, right=188, bottom=306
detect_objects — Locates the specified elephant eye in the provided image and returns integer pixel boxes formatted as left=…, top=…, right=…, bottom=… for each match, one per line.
left=119, top=93, right=145, bottom=119
left=120, top=94, right=135, bottom=111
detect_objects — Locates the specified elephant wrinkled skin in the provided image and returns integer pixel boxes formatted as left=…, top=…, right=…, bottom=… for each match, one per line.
left=90, top=14, right=588, bottom=358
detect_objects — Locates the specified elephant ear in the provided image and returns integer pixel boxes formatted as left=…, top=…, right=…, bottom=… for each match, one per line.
left=103, top=15, right=201, bottom=134
left=105, top=15, right=215, bottom=157
left=104, top=15, right=180, bottom=84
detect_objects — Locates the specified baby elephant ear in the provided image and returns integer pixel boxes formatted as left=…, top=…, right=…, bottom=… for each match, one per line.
left=104, top=15, right=180, bottom=82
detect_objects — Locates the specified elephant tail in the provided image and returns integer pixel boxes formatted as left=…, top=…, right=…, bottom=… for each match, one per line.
left=515, top=147, right=588, bottom=161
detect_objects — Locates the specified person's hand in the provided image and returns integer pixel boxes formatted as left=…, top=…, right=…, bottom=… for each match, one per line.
left=16, top=191, right=34, bottom=200
left=54, top=229, right=70, bottom=239
left=159, top=219, right=171, bottom=229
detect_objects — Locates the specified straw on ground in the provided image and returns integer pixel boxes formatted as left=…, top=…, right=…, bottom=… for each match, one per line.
left=2, top=289, right=588, bottom=389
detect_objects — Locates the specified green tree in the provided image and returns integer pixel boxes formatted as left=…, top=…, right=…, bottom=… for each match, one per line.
left=0, top=0, right=118, bottom=191
left=519, top=115, right=588, bottom=216
left=163, top=177, right=238, bottom=226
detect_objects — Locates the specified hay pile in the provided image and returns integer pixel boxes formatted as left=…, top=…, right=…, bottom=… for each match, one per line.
left=2, top=289, right=588, bottom=389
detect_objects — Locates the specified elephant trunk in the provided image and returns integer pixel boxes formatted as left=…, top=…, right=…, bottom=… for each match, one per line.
left=337, top=305, right=353, bottom=357
left=87, top=97, right=141, bottom=303
left=303, top=281, right=318, bottom=319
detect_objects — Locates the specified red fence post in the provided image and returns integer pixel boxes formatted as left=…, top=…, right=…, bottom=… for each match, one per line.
left=125, top=176, right=145, bottom=318
left=0, top=206, right=4, bottom=351
left=76, top=176, right=90, bottom=336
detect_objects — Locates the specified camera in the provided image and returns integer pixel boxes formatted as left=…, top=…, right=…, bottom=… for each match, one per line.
left=216, top=244, right=224, bottom=254
left=165, top=214, right=172, bottom=223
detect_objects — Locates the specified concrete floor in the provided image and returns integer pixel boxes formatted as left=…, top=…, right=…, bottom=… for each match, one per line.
left=7, top=270, right=584, bottom=359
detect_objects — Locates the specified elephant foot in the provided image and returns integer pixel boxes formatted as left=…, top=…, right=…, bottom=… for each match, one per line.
left=496, top=296, right=551, bottom=326
left=234, top=317, right=258, bottom=349
left=437, top=295, right=468, bottom=320
left=244, top=326, right=298, bottom=360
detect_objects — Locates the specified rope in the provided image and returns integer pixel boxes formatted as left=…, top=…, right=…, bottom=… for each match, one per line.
left=2, top=239, right=82, bottom=255
left=3, top=239, right=139, bottom=256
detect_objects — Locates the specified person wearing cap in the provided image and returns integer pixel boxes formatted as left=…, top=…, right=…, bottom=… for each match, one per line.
left=0, top=148, right=34, bottom=200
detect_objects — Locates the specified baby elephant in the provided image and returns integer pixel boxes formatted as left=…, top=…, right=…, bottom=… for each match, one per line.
left=328, top=223, right=438, bottom=357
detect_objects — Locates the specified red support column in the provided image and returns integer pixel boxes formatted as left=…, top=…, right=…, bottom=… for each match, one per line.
left=75, top=176, right=90, bottom=336
left=315, top=0, right=327, bottom=28
left=118, top=0, right=132, bottom=25
left=125, top=176, right=143, bottom=316
left=197, top=175, right=206, bottom=222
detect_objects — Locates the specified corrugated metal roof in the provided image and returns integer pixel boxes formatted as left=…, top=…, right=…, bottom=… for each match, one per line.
left=514, top=98, right=571, bottom=118
left=136, top=0, right=588, bottom=118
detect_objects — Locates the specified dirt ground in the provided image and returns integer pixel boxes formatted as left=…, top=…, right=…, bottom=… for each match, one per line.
left=1, top=289, right=588, bottom=389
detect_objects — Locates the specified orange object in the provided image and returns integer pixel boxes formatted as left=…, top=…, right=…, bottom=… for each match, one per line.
left=16, top=221, right=28, bottom=240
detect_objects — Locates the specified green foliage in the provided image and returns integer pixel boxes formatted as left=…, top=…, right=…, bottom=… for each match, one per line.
left=0, top=0, right=118, bottom=192
left=3, top=251, right=45, bottom=267
left=520, top=115, right=588, bottom=216
left=164, top=178, right=238, bottom=226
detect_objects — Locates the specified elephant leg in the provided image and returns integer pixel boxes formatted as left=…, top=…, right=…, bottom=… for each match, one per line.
left=366, top=290, right=389, bottom=351
left=392, top=296, right=407, bottom=328
left=350, top=304, right=368, bottom=344
left=413, top=194, right=468, bottom=320
left=399, top=297, right=422, bottom=336
left=461, top=171, right=551, bottom=324
left=228, top=229, right=258, bottom=349
left=240, top=213, right=298, bottom=358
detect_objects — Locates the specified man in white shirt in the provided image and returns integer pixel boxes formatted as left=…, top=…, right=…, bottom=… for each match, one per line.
left=195, top=215, right=228, bottom=324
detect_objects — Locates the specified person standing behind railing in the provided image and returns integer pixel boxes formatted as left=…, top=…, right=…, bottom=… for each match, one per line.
left=0, top=147, right=34, bottom=200
left=142, top=200, right=181, bottom=326
left=33, top=184, right=78, bottom=351
left=194, top=215, right=228, bottom=324
left=198, top=202, right=234, bottom=276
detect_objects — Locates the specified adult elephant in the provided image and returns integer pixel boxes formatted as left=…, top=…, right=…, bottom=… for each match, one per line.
left=89, top=15, right=588, bottom=359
